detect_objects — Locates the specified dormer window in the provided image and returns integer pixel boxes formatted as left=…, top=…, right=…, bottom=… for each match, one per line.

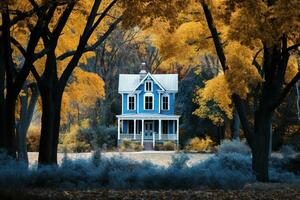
left=127, top=95, right=135, bottom=110
left=145, top=80, right=152, bottom=92
left=162, top=94, right=169, bottom=110
left=144, top=93, right=154, bottom=110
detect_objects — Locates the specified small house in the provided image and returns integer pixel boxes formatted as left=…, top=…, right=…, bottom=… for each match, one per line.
left=117, top=69, right=180, bottom=150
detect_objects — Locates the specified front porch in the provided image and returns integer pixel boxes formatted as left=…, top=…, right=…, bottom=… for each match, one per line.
left=117, top=114, right=180, bottom=149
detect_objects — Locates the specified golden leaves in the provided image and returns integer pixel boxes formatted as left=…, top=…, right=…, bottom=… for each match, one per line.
left=193, top=42, right=262, bottom=124
left=225, top=42, right=262, bottom=99
left=193, top=74, right=232, bottom=125
left=61, top=68, right=105, bottom=125
left=225, top=0, right=300, bottom=47
left=285, top=56, right=299, bottom=83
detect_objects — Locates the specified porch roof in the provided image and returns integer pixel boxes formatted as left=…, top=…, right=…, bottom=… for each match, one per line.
left=116, top=114, right=180, bottom=120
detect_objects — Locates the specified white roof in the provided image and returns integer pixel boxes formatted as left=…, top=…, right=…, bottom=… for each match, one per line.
left=118, top=73, right=178, bottom=93
left=117, top=114, right=180, bottom=119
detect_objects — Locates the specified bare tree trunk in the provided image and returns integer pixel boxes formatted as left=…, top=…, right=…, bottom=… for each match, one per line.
left=0, top=37, right=8, bottom=150
left=16, top=83, right=39, bottom=163
left=253, top=107, right=272, bottom=182
left=5, top=90, right=17, bottom=157
left=38, top=87, right=55, bottom=165
left=296, top=82, right=300, bottom=121
left=231, top=107, right=240, bottom=140
left=51, top=95, right=62, bottom=164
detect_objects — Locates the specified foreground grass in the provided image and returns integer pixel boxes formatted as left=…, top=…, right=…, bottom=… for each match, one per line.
left=0, top=183, right=299, bottom=200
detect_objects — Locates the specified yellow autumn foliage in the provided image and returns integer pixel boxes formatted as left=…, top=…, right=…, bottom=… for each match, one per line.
left=61, top=68, right=105, bottom=125
left=225, top=42, right=262, bottom=99
left=193, top=74, right=232, bottom=125
left=285, top=56, right=299, bottom=83
left=186, top=136, right=214, bottom=152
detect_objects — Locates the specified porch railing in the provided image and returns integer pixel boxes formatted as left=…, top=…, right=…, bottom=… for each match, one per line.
left=159, top=134, right=177, bottom=140
left=120, top=133, right=177, bottom=141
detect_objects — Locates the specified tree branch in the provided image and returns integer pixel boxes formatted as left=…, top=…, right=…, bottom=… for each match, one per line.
left=273, top=72, right=300, bottom=110
left=57, top=16, right=122, bottom=60
left=12, top=3, right=57, bottom=94
left=57, top=0, right=119, bottom=94
left=287, top=43, right=300, bottom=52
left=200, top=0, right=228, bottom=71
left=10, top=37, right=26, bottom=56
left=88, top=0, right=118, bottom=36
left=10, top=37, right=42, bottom=84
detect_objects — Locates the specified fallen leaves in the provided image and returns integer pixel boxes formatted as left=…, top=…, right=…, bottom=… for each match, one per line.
left=1, top=183, right=299, bottom=200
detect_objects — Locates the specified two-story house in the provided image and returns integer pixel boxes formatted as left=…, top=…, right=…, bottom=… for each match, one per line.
left=117, top=70, right=180, bottom=150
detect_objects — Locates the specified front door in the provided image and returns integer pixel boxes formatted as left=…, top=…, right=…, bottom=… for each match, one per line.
left=144, top=121, right=153, bottom=139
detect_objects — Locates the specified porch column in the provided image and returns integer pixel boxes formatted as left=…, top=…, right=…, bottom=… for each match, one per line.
left=134, top=119, right=136, bottom=139
left=173, top=120, right=175, bottom=134
left=158, top=119, right=162, bottom=140
left=176, top=118, right=179, bottom=147
left=117, top=118, right=120, bottom=140
left=153, top=131, right=155, bottom=148
left=141, top=119, right=144, bottom=147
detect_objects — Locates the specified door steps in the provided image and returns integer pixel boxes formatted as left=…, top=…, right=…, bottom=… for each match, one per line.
left=143, top=142, right=154, bottom=151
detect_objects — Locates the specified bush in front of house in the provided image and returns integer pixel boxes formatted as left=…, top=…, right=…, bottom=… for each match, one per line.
left=185, top=136, right=214, bottom=152
left=119, top=140, right=143, bottom=152
left=155, top=141, right=176, bottom=151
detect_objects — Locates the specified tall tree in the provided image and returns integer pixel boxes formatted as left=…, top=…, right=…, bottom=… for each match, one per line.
left=0, top=1, right=54, bottom=156
left=143, top=0, right=299, bottom=181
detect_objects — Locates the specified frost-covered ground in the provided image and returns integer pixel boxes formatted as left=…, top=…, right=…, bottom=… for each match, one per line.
left=1, top=140, right=298, bottom=192
left=28, top=151, right=213, bottom=167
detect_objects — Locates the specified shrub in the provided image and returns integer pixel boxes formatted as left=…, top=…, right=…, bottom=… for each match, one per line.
left=280, top=145, right=296, bottom=157
left=80, top=125, right=117, bottom=150
left=218, top=139, right=251, bottom=156
left=154, top=143, right=163, bottom=151
left=170, top=153, right=189, bottom=169
left=58, top=126, right=91, bottom=153
left=26, top=125, right=40, bottom=152
left=163, top=141, right=176, bottom=150
left=119, top=140, right=142, bottom=152
left=186, top=137, right=214, bottom=152
left=0, top=140, right=299, bottom=190
left=155, top=141, right=176, bottom=151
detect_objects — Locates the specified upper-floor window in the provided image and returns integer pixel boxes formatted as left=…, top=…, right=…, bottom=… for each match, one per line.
left=145, top=80, right=153, bottom=92
left=127, top=95, right=135, bottom=110
left=144, top=94, right=154, bottom=110
left=162, top=94, right=169, bottom=110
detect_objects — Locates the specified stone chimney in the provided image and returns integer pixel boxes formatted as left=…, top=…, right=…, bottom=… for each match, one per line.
left=139, top=62, right=147, bottom=81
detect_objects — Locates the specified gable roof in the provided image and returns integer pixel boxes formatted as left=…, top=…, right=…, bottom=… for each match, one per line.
left=133, top=73, right=165, bottom=92
left=118, top=73, right=178, bottom=93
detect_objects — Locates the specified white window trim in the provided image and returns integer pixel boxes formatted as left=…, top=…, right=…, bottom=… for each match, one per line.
left=161, top=94, right=170, bottom=110
left=144, top=93, right=154, bottom=110
left=144, top=80, right=153, bottom=92
left=127, top=94, right=136, bottom=110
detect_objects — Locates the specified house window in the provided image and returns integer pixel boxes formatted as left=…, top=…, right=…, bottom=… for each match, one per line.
left=162, top=95, right=169, bottom=110
left=144, top=94, right=154, bottom=110
left=128, top=95, right=135, bottom=110
left=128, top=120, right=134, bottom=133
left=145, top=81, right=152, bottom=92
left=162, top=120, right=168, bottom=134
